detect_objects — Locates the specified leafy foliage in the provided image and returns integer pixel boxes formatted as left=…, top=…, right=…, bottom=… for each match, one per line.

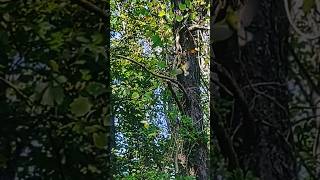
left=111, top=0, right=210, bottom=178
left=0, top=0, right=110, bottom=179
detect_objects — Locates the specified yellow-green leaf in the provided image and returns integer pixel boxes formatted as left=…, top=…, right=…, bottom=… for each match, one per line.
left=176, top=15, right=183, bottom=22
left=178, top=3, right=187, bottom=11
left=140, top=120, right=149, bottom=129
left=92, top=132, right=107, bottom=149
left=159, top=10, right=166, bottom=17
left=132, top=92, right=140, bottom=99
left=49, top=60, right=59, bottom=72
left=303, top=0, right=315, bottom=13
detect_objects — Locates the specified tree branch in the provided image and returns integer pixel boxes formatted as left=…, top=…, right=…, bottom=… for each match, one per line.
left=114, top=55, right=190, bottom=102
left=167, top=81, right=185, bottom=115
left=71, top=0, right=108, bottom=19
left=188, top=25, right=210, bottom=31
left=289, top=46, right=320, bottom=95
left=0, top=77, right=33, bottom=107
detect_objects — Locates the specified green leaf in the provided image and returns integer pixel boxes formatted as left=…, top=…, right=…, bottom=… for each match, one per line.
left=159, top=10, right=166, bottom=17
left=140, top=7, right=149, bottom=16
left=176, top=15, right=184, bottom=22
left=88, top=164, right=101, bottom=174
left=190, top=12, right=197, bottom=21
left=70, top=97, right=92, bottom=117
left=86, top=82, right=107, bottom=97
left=56, top=75, right=67, bottom=83
left=303, top=0, right=315, bottom=13
left=144, top=91, right=152, bottom=99
left=80, top=69, right=92, bottom=81
left=41, top=86, right=54, bottom=106
left=178, top=3, right=187, bottom=11
left=85, top=125, right=105, bottom=133
left=151, top=34, right=162, bottom=47
left=140, top=120, right=149, bottom=129
left=157, top=61, right=166, bottom=69
left=76, top=36, right=90, bottom=43
left=148, top=132, right=157, bottom=138
left=185, top=0, right=192, bottom=8
left=0, top=154, right=8, bottom=168
left=132, top=92, right=140, bottom=99
left=165, top=11, right=174, bottom=22
left=49, top=60, right=59, bottom=72
left=92, top=132, right=107, bottom=149
left=0, top=30, right=8, bottom=47
left=91, top=33, right=104, bottom=44
left=73, top=60, right=86, bottom=65
left=52, top=86, right=64, bottom=105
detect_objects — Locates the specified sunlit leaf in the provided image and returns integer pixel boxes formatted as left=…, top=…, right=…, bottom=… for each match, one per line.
left=132, top=92, right=140, bottom=99
left=178, top=3, right=187, bottom=11
left=176, top=15, right=183, bottom=22
left=185, top=0, right=192, bottom=8
left=140, top=120, right=149, bottom=129
left=159, top=10, right=166, bottom=17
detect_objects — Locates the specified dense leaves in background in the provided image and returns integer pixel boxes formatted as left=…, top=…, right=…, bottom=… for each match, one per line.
left=287, top=0, right=320, bottom=178
left=0, top=1, right=111, bottom=179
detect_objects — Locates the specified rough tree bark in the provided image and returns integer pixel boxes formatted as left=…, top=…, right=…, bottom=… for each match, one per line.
left=211, top=0, right=297, bottom=179
left=172, top=0, right=209, bottom=179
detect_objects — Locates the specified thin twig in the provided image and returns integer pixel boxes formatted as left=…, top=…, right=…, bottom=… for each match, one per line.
left=289, top=46, right=320, bottom=95
left=167, top=81, right=185, bottom=115
left=71, top=0, right=109, bottom=19
left=0, top=77, right=33, bottom=107
left=188, top=25, right=210, bottom=31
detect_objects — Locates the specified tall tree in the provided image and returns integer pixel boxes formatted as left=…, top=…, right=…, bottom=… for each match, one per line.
left=172, top=0, right=209, bottom=179
left=211, top=0, right=297, bottom=179
left=111, top=0, right=210, bottom=178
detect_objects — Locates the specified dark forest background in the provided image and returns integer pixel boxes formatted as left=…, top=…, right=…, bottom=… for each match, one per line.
left=0, top=0, right=320, bottom=179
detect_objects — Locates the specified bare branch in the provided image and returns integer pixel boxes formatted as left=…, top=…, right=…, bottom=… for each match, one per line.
left=167, top=82, right=185, bottom=115
left=188, top=25, right=210, bottom=31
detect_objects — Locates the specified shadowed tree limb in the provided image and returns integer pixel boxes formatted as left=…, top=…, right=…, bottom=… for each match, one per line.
left=71, top=0, right=109, bottom=19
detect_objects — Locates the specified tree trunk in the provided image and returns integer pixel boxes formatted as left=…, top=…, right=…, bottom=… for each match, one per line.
left=211, top=0, right=297, bottom=179
left=172, top=0, right=209, bottom=179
